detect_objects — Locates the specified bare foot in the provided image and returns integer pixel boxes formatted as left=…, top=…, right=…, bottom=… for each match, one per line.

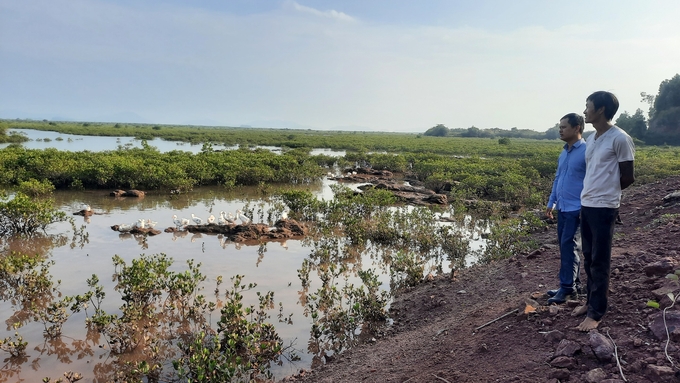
left=577, top=317, right=600, bottom=332
left=571, top=305, right=587, bottom=317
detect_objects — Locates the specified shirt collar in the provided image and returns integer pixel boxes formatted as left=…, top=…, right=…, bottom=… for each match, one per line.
left=563, top=138, right=585, bottom=152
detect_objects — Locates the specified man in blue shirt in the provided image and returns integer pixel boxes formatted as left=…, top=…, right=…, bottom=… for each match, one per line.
left=545, top=113, right=586, bottom=304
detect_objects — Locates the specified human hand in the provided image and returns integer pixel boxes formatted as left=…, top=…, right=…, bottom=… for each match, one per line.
left=546, top=208, right=554, bottom=220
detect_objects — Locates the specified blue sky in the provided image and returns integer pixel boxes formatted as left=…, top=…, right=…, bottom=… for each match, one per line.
left=1, top=0, right=679, bottom=132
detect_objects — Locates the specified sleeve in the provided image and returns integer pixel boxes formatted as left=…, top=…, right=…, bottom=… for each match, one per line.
left=614, top=132, right=635, bottom=162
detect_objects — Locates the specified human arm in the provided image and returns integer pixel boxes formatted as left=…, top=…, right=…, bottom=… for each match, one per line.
left=614, top=132, right=635, bottom=190
left=546, top=152, right=562, bottom=218
left=619, top=161, right=634, bottom=190
left=546, top=178, right=558, bottom=219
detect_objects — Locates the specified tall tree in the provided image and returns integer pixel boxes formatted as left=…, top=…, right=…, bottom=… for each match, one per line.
left=652, top=74, right=680, bottom=118
left=646, top=74, right=680, bottom=145
left=615, top=109, right=647, bottom=140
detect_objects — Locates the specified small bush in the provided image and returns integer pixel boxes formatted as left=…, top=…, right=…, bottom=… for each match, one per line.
left=0, top=192, right=68, bottom=235
left=479, top=212, right=544, bottom=263
left=17, top=178, right=55, bottom=197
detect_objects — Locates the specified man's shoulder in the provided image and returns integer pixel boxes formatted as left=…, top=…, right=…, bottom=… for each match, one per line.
left=611, top=126, right=632, bottom=139
left=610, top=126, right=635, bottom=147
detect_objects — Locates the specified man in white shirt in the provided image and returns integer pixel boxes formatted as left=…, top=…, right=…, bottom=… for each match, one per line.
left=574, top=91, right=635, bottom=331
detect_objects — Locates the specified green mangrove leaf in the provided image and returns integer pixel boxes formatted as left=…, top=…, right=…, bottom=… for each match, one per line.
left=647, top=300, right=660, bottom=309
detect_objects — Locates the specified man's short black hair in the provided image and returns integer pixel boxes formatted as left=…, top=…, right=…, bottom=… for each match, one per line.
left=561, top=113, right=585, bottom=134
left=587, top=91, right=619, bottom=121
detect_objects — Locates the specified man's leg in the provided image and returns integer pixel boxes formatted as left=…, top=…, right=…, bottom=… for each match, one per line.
left=549, top=210, right=581, bottom=304
left=585, top=207, right=617, bottom=320
left=558, top=210, right=580, bottom=293
left=573, top=207, right=592, bottom=317
left=550, top=210, right=567, bottom=293
left=574, top=225, right=582, bottom=292
left=577, top=207, right=617, bottom=330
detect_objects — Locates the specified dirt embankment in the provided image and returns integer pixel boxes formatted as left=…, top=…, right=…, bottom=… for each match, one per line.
left=286, top=175, right=680, bottom=383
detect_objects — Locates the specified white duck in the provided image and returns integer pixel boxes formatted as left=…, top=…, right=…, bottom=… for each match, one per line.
left=181, top=217, right=190, bottom=228
left=133, top=219, right=147, bottom=229
left=146, top=220, right=158, bottom=228
left=191, top=213, right=203, bottom=225
left=281, top=210, right=288, bottom=220
left=236, top=210, right=251, bottom=225
left=226, top=212, right=236, bottom=224
left=172, top=214, right=183, bottom=229
left=207, top=214, right=216, bottom=224
left=218, top=211, right=227, bottom=225
left=117, top=224, right=132, bottom=233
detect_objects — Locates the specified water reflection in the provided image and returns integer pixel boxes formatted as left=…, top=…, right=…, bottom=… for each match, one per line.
left=1, top=234, right=67, bottom=257
left=172, top=230, right=189, bottom=242
left=2, top=129, right=347, bottom=157
left=1, top=354, right=28, bottom=382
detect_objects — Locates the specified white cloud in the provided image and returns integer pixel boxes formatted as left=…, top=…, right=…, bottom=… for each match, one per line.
left=285, top=1, right=356, bottom=22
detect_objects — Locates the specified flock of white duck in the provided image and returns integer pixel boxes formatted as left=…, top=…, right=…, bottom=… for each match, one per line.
left=173, top=209, right=253, bottom=230
left=115, top=218, right=160, bottom=233
left=108, top=205, right=290, bottom=234
left=114, top=210, right=250, bottom=233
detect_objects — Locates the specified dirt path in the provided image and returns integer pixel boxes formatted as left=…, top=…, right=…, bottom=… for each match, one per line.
left=285, top=175, right=680, bottom=382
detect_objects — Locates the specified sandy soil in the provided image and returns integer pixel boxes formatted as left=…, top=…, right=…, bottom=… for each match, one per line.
left=284, top=175, right=680, bottom=382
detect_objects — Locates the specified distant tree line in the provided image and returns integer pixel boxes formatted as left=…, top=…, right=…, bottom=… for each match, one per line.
left=424, top=123, right=563, bottom=141
left=425, top=73, right=680, bottom=145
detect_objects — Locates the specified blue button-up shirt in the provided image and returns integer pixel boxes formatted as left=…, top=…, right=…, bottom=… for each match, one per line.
left=547, top=139, right=586, bottom=213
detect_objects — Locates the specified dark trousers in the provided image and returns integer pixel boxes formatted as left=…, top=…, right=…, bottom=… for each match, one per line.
left=581, top=206, right=618, bottom=321
left=557, top=210, right=581, bottom=293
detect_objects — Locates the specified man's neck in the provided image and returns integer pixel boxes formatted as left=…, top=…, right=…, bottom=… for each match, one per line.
left=592, top=120, right=614, bottom=137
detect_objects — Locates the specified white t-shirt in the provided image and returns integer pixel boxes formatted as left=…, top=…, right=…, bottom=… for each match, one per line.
left=581, top=126, right=635, bottom=209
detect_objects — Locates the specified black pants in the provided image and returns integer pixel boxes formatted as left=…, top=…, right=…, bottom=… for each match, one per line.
left=581, top=206, right=618, bottom=321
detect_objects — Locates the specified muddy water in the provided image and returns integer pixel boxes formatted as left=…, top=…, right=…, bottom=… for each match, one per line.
left=4, top=180, right=439, bottom=381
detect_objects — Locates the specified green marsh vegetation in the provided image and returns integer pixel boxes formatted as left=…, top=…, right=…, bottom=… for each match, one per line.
left=0, top=144, right=325, bottom=192
left=4, top=120, right=679, bottom=209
